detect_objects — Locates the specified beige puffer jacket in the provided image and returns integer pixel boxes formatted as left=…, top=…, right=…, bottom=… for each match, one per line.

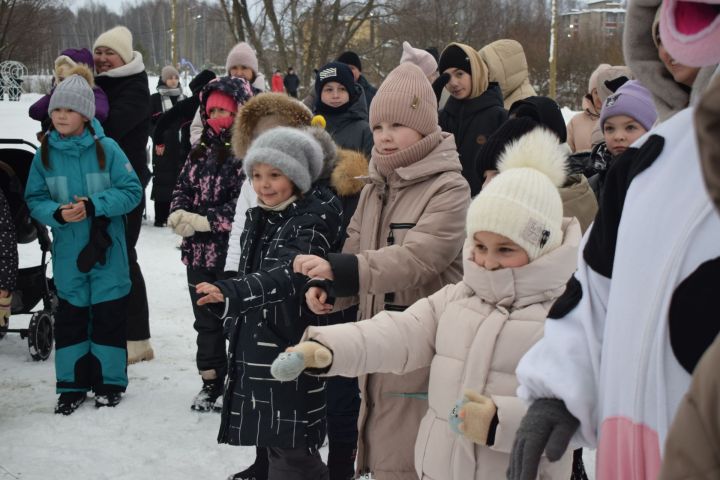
left=480, top=39, right=537, bottom=109
left=307, top=218, right=581, bottom=479
left=333, top=132, right=471, bottom=479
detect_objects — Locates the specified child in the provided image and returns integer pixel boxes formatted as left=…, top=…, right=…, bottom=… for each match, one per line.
left=24, top=73, right=142, bottom=414
left=195, top=127, right=343, bottom=480
left=278, top=127, right=580, bottom=479
left=0, top=190, right=18, bottom=329
left=294, top=62, right=471, bottom=479
left=167, top=76, right=253, bottom=412
left=436, top=42, right=508, bottom=195
left=314, top=61, right=373, bottom=158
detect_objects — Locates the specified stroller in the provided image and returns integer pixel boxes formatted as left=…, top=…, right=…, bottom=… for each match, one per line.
left=0, top=139, right=57, bottom=361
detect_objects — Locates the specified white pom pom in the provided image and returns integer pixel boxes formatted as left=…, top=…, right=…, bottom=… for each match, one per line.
left=496, top=128, right=568, bottom=187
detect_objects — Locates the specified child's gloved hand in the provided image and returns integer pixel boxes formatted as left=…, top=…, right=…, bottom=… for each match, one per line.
left=174, top=222, right=196, bottom=237
left=181, top=213, right=211, bottom=233
left=454, top=389, right=497, bottom=445
left=270, top=341, right=333, bottom=381
left=0, top=293, right=11, bottom=328
left=167, top=209, right=188, bottom=229
left=507, top=398, right=579, bottom=480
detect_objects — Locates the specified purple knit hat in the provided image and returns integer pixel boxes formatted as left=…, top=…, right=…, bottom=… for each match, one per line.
left=57, top=48, right=94, bottom=69
left=600, top=80, right=658, bottom=131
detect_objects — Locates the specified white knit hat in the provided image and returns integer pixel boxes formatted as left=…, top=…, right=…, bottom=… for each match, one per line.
left=93, top=26, right=133, bottom=64
left=466, top=128, right=567, bottom=261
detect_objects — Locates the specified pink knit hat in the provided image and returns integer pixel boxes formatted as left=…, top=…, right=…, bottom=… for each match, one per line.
left=659, top=0, right=720, bottom=67
left=369, top=62, right=438, bottom=136
left=225, top=42, right=259, bottom=74
left=400, top=41, right=438, bottom=79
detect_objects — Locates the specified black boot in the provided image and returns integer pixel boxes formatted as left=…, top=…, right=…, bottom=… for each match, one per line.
left=55, top=392, right=87, bottom=415
left=227, top=447, right=269, bottom=480
left=191, top=376, right=224, bottom=412
left=95, top=391, right=122, bottom=408
left=328, top=442, right=357, bottom=480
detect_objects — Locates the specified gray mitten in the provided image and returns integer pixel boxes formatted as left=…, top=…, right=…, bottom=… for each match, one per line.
left=507, top=398, right=579, bottom=480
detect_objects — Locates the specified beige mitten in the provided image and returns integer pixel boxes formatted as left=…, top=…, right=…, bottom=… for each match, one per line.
left=459, top=389, right=498, bottom=445
left=182, top=213, right=211, bottom=232
left=0, top=295, right=11, bottom=328
left=270, top=341, right=333, bottom=381
left=174, top=222, right=196, bottom=237
left=167, top=209, right=188, bottom=228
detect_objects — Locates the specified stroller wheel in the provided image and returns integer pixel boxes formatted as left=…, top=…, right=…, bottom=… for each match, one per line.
left=28, top=310, right=54, bottom=361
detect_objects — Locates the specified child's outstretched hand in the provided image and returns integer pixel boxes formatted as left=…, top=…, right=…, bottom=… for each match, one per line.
left=455, top=389, right=498, bottom=445
left=293, top=255, right=334, bottom=280
left=305, top=286, right=333, bottom=315
left=196, top=282, right=224, bottom=305
left=270, top=341, right=333, bottom=381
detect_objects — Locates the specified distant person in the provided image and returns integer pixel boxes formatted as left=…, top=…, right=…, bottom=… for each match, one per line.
left=336, top=50, right=376, bottom=109
left=271, top=69, right=284, bottom=93
left=283, top=66, right=300, bottom=98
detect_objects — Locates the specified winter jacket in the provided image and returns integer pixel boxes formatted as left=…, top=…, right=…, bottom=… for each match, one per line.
left=306, top=218, right=581, bottom=480
left=479, top=39, right=537, bottom=110
left=190, top=82, right=264, bottom=145
left=624, top=0, right=717, bottom=122
left=559, top=174, right=598, bottom=234
left=316, top=86, right=374, bottom=159
left=283, top=73, right=300, bottom=93
left=29, top=86, right=109, bottom=126
left=439, top=84, right=507, bottom=195
left=271, top=73, right=284, bottom=93
left=358, top=75, right=377, bottom=110
left=0, top=190, right=17, bottom=292
left=170, top=78, right=251, bottom=271
left=567, top=96, right=600, bottom=153
left=150, top=81, right=186, bottom=203
left=215, top=187, right=344, bottom=450
left=516, top=106, right=720, bottom=478
left=328, top=132, right=470, bottom=479
left=659, top=334, right=720, bottom=480
left=94, top=52, right=152, bottom=186
left=25, top=118, right=142, bottom=307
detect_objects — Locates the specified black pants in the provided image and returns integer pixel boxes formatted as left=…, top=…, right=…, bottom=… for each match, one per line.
left=187, top=267, right=226, bottom=378
left=125, top=196, right=151, bottom=341
left=267, top=447, right=328, bottom=480
left=153, top=201, right=170, bottom=225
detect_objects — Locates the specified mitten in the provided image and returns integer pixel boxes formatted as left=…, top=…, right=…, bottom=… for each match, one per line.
left=174, top=222, right=196, bottom=237
left=270, top=341, right=333, bottom=381
left=456, top=389, right=497, bottom=445
left=0, top=295, right=11, bottom=328
left=76, top=216, right=112, bottom=273
left=167, top=209, right=188, bottom=229
left=507, top=398, right=580, bottom=480
left=182, top=212, right=211, bottom=232
left=431, top=73, right=450, bottom=102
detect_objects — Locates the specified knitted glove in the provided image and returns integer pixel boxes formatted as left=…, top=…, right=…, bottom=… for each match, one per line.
left=270, top=341, right=333, bottom=381
left=455, top=389, right=498, bottom=445
left=180, top=213, right=211, bottom=233
left=507, top=398, right=579, bottom=480
left=431, top=72, right=450, bottom=102
left=167, top=209, right=188, bottom=229
left=174, top=222, right=196, bottom=237
left=0, top=294, right=11, bottom=328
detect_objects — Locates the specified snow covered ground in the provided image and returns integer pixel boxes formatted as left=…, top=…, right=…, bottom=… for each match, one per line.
left=0, top=87, right=593, bottom=479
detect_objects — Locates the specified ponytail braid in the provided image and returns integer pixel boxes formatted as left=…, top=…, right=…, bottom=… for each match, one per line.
left=86, top=122, right=106, bottom=170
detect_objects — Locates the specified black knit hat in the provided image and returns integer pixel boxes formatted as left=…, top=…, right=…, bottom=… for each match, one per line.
left=475, top=117, right=540, bottom=182
left=337, top=51, right=362, bottom=72
left=438, top=44, right=471, bottom=74
left=509, top=96, right=567, bottom=144
left=189, top=69, right=217, bottom=95
left=315, top=62, right=357, bottom=113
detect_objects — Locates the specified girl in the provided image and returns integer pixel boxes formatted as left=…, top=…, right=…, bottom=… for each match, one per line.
left=195, top=127, right=344, bottom=480
left=167, top=76, right=253, bottom=412
left=150, top=65, right=185, bottom=227
left=24, top=73, right=142, bottom=414
left=279, top=127, right=580, bottom=479
left=294, top=62, right=471, bottom=480
left=314, top=61, right=373, bottom=158
left=437, top=42, right=507, bottom=195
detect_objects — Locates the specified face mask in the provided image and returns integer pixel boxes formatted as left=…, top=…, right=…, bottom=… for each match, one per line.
left=207, top=115, right=234, bottom=135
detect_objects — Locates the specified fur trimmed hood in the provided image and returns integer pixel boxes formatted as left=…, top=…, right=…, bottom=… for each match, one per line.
left=231, top=92, right=312, bottom=158
left=331, top=148, right=369, bottom=197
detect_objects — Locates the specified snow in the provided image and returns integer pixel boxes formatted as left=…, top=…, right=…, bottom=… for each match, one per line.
left=0, top=87, right=595, bottom=479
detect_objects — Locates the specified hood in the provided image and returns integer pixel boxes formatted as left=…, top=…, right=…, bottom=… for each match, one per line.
left=198, top=76, right=254, bottom=129
left=368, top=132, right=463, bottom=187
left=95, top=51, right=146, bottom=78
left=330, top=148, right=369, bottom=196
left=441, top=42, right=489, bottom=98
left=624, top=0, right=718, bottom=122
left=48, top=117, right=106, bottom=151
left=232, top=92, right=312, bottom=158
left=461, top=217, right=581, bottom=308
left=63, top=64, right=95, bottom=88
left=595, top=65, right=635, bottom=103
left=479, top=39, right=536, bottom=106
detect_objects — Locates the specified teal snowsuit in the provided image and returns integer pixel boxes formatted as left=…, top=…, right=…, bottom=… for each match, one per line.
left=25, top=118, right=142, bottom=393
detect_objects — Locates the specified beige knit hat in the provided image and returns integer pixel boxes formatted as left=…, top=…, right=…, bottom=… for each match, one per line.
left=466, top=128, right=567, bottom=261
left=161, top=65, right=180, bottom=82
left=400, top=41, right=438, bottom=79
left=93, top=26, right=134, bottom=65
left=369, top=62, right=437, bottom=136
left=225, top=42, right=258, bottom=75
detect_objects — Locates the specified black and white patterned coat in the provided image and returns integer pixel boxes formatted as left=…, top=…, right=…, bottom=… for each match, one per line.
left=215, top=186, right=343, bottom=450
left=0, top=190, right=18, bottom=292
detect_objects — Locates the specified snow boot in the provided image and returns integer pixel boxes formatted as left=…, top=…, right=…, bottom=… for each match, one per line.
left=227, top=447, right=269, bottom=480
left=212, top=393, right=223, bottom=413
left=328, top=442, right=357, bottom=480
left=95, top=392, right=122, bottom=408
left=55, top=392, right=87, bottom=415
left=127, top=339, right=155, bottom=364
left=191, top=376, right=224, bottom=412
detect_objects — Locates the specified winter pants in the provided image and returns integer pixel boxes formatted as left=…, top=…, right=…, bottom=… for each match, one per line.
left=125, top=195, right=151, bottom=341
left=187, top=267, right=226, bottom=378
left=153, top=201, right=170, bottom=225
left=267, top=447, right=329, bottom=480
left=55, top=297, right=128, bottom=394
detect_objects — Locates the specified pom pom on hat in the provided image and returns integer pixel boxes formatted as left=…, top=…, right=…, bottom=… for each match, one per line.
left=466, top=128, right=567, bottom=262
left=243, top=127, right=324, bottom=193
left=400, top=41, right=438, bottom=78
left=225, top=42, right=259, bottom=75
left=93, top=26, right=134, bottom=65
